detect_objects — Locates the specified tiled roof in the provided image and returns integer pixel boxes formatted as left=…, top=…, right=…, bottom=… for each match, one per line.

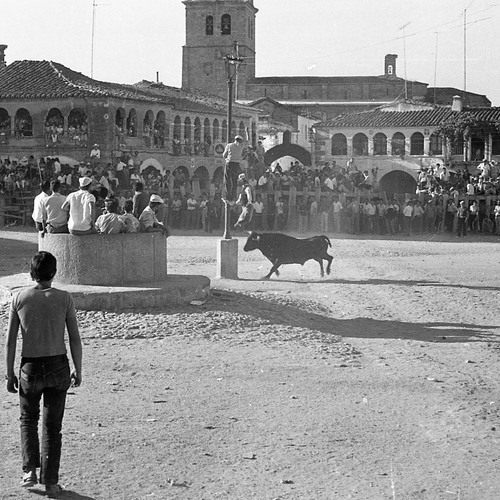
left=0, top=60, right=257, bottom=117
left=0, top=60, right=163, bottom=102
left=315, top=107, right=500, bottom=128
left=247, top=75, right=428, bottom=86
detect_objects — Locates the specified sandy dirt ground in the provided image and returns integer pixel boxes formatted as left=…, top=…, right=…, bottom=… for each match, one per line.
left=0, top=228, right=500, bottom=500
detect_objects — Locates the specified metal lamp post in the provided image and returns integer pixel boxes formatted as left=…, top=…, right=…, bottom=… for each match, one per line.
left=222, top=42, right=243, bottom=240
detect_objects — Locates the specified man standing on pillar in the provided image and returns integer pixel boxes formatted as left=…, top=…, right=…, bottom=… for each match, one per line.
left=222, top=135, right=245, bottom=205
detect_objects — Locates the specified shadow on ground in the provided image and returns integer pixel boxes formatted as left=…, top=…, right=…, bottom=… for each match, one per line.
left=141, top=289, right=499, bottom=344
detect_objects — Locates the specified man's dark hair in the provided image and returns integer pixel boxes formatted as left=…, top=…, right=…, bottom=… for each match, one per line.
left=136, top=182, right=144, bottom=192
left=105, top=199, right=119, bottom=213
left=41, top=180, right=51, bottom=192
left=50, top=180, right=61, bottom=192
left=124, top=200, right=133, bottom=213
left=30, top=251, right=57, bottom=282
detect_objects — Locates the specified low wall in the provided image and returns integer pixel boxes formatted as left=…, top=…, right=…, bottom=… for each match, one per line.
left=39, top=232, right=168, bottom=286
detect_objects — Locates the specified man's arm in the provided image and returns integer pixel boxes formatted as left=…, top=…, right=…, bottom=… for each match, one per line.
left=5, top=309, right=20, bottom=393
left=66, top=316, right=83, bottom=387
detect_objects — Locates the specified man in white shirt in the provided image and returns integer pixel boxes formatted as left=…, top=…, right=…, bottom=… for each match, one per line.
left=252, top=194, right=264, bottom=230
left=41, top=180, right=68, bottom=234
left=222, top=135, right=245, bottom=204
left=61, top=177, right=97, bottom=235
left=234, top=174, right=254, bottom=229
left=32, top=181, right=52, bottom=232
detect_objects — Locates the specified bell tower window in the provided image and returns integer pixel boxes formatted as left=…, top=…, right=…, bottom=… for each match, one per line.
left=221, top=14, right=231, bottom=35
left=206, top=16, right=213, bottom=36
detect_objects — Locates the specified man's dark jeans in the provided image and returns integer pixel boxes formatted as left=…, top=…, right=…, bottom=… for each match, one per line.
left=19, top=354, right=71, bottom=485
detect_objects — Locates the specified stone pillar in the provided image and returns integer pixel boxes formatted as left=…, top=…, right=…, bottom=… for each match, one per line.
left=216, top=238, right=238, bottom=279
left=347, top=136, right=354, bottom=158
left=368, top=138, right=374, bottom=156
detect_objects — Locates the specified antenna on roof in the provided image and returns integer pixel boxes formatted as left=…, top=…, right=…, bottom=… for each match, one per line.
left=433, top=32, right=439, bottom=105
left=398, top=22, right=410, bottom=100
left=91, top=0, right=110, bottom=78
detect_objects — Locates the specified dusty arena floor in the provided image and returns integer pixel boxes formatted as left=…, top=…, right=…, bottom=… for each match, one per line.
left=1, top=228, right=500, bottom=499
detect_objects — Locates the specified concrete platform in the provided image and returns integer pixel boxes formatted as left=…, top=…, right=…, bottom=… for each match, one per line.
left=0, top=273, right=211, bottom=311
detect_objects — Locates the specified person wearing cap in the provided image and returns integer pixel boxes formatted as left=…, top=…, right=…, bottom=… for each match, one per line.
left=139, top=194, right=170, bottom=236
left=234, top=173, right=254, bottom=230
left=61, top=177, right=97, bottom=235
left=222, top=135, right=245, bottom=204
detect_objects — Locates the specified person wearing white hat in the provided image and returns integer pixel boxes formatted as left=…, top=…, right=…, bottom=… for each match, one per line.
left=61, top=177, right=97, bottom=235
left=222, top=135, right=245, bottom=204
left=138, top=194, right=170, bottom=236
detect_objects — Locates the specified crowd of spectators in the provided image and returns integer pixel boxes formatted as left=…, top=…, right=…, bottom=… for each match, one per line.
left=2, top=149, right=500, bottom=236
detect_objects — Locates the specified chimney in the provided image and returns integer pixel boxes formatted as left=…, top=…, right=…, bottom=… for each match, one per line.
left=452, top=95, right=463, bottom=112
left=0, top=45, right=7, bottom=68
left=385, top=54, right=397, bottom=77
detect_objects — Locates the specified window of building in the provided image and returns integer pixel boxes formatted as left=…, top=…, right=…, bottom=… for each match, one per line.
left=213, top=119, right=219, bottom=141
left=331, top=133, right=347, bottom=155
left=127, top=109, right=137, bottom=137
left=410, top=132, right=424, bottom=155
left=221, top=14, right=231, bottom=35
left=353, top=133, right=368, bottom=156
left=492, top=133, right=500, bottom=156
left=206, top=16, right=213, bottom=36
left=283, top=130, right=291, bottom=145
left=391, top=132, right=406, bottom=156
left=14, top=108, right=33, bottom=137
left=373, top=133, right=387, bottom=155
left=429, top=133, right=442, bottom=155
left=0, top=108, right=11, bottom=138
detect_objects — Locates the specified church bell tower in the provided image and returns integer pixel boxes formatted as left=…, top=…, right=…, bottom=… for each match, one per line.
left=182, top=0, right=258, bottom=99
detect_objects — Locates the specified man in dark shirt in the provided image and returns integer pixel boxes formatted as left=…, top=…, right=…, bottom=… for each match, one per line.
left=132, top=182, right=149, bottom=218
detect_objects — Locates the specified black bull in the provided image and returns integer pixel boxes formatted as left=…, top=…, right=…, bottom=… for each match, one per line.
left=243, top=232, right=333, bottom=279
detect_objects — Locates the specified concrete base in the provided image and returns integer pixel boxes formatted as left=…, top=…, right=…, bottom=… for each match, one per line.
left=0, top=274, right=210, bottom=311
left=216, top=238, right=239, bottom=279
left=39, top=232, right=168, bottom=286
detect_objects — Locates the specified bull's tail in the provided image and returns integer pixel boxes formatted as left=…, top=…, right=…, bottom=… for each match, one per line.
left=320, top=235, right=332, bottom=247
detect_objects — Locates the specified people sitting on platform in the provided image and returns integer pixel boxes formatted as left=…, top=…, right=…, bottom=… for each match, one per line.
left=95, top=198, right=125, bottom=234
left=32, top=181, right=52, bottom=233
left=119, top=200, right=140, bottom=233
left=41, top=180, right=69, bottom=235
left=61, top=176, right=97, bottom=235
left=139, top=194, right=170, bottom=236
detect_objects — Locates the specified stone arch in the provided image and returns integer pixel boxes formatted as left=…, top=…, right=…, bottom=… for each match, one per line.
left=264, top=143, right=311, bottom=167
left=373, top=133, right=387, bottom=155
left=139, top=157, right=166, bottom=174
left=0, top=108, right=11, bottom=140
left=410, top=132, right=424, bottom=155
left=283, top=130, right=292, bottom=145
left=213, top=119, right=219, bottom=142
left=379, top=170, right=417, bottom=197
left=222, top=120, right=227, bottom=142
left=331, top=133, right=347, bottom=155
left=221, top=14, right=231, bottom=35
left=116, top=108, right=126, bottom=128
left=173, top=165, right=190, bottom=181
left=213, top=166, right=223, bottom=188
left=193, top=166, right=210, bottom=192
left=46, top=108, right=64, bottom=127
left=391, top=132, right=406, bottom=156
left=352, top=133, right=368, bottom=156
left=206, top=15, right=214, bottom=36
left=68, top=108, right=87, bottom=128
left=127, top=109, right=137, bottom=137
left=15, top=108, right=33, bottom=137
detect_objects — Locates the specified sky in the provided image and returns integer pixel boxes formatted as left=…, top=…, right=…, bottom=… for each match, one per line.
left=2, top=0, right=500, bottom=105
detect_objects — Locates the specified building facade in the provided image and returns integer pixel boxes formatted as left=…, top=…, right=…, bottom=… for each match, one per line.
left=314, top=97, right=500, bottom=195
left=0, top=52, right=259, bottom=193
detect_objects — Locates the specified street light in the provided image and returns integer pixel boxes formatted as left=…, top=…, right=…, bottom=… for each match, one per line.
left=222, top=41, right=243, bottom=240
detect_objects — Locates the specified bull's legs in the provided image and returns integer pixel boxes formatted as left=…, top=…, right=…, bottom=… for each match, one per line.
left=264, top=261, right=281, bottom=279
left=316, top=258, right=325, bottom=277
left=325, top=254, right=333, bottom=275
